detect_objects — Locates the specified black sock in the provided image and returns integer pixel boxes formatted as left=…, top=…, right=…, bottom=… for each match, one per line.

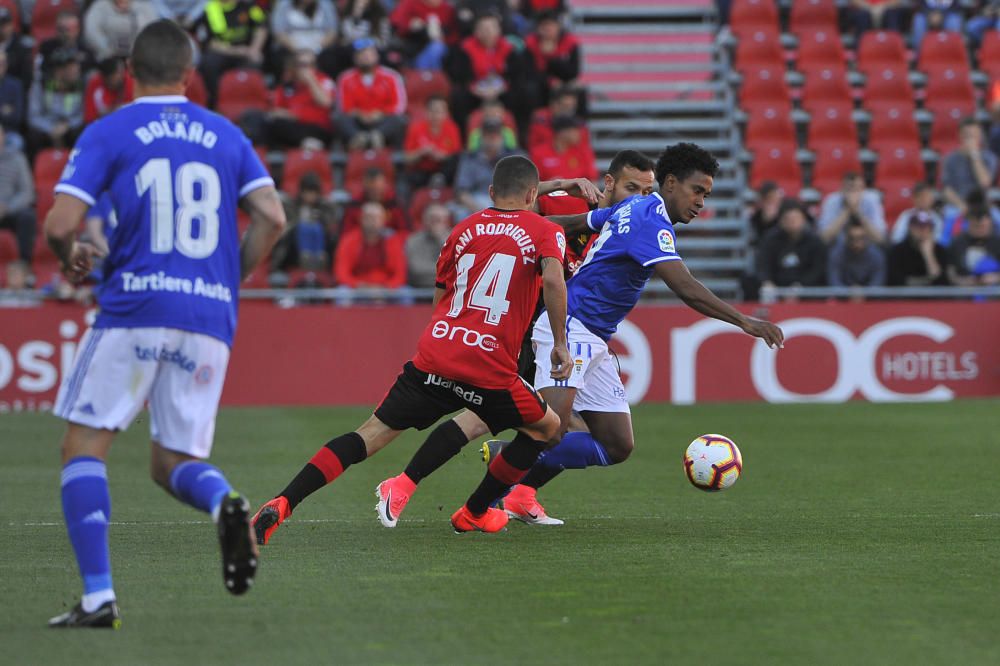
left=519, top=463, right=564, bottom=491
left=404, top=419, right=470, bottom=484
left=466, top=432, right=545, bottom=515
left=279, top=432, right=367, bottom=510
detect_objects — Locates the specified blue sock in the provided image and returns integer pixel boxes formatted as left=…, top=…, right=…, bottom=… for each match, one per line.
left=61, top=457, right=114, bottom=606
left=535, top=432, right=612, bottom=470
left=169, top=461, right=232, bottom=516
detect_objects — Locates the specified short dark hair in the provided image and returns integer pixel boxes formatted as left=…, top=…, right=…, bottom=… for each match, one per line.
left=960, top=117, right=979, bottom=131
left=492, top=155, right=539, bottom=199
left=654, top=142, right=719, bottom=186
left=97, top=56, right=124, bottom=77
left=130, top=20, right=192, bottom=86
left=608, top=150, right=654, bottom=179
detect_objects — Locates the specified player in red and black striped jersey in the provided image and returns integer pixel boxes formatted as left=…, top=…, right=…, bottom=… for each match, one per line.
left=252, top=156, right=575, bottom=539
left=374, top=150, right=657, bottom=527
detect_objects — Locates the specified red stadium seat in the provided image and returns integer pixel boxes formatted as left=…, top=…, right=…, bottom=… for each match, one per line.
left=31, top=0, right=76, bottom=42
left=735, top=28, right=784, bottom=72
left=402, top=68, right=451, bottom=119
left=409, top=186, right=454, bottom=223
left=880, top=181, right=916, bottom=226
left=744, top=105, right=796, bottom=149
left=862, top=66, right=914, bottom=111
left=917, top=31, right=970, bottom=72
left=796, top=29, right=847, bottom=74
left=282, top=148, right=333, bottom=196
left=750, top=142, right=801, bottom=196
left=977, top=30, right=1000, bottom=80
left=800, top=67, right=853, bottom=112
left=739, top=66, right=791, bottom=111
left=344, top=148, right=396, bottom=199
left=812, top=144, right=862, bottom=194
left=33, top=148, right=69, bottom=222
left=185, top=70, right=209, bottom=108
left=807, top=104, right=857, bottom=150
left=790, top=0, right=838, bottom=33
left=928, top=104, right=969, bottom=155
left=866, top=105, right=920, bottom=153
left=875, top=144, right=926, bottom=186
left=856, top=31, right=908, bottom=77
left=729, top=0, right=779, bottom=39
left=215, top=69, right=269, bottom=121
left=923, top=67, right=975, bottom=113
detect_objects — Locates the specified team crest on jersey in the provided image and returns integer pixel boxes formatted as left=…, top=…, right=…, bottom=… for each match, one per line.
left=556, top=232, right=566, bottom=257
left=657, top=229, right=675, bottom=253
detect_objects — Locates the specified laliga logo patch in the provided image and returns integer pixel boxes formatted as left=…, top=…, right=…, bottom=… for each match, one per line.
left=657, top=229, right=675, bottom=253
left=556, top=232, right=567, bottom=257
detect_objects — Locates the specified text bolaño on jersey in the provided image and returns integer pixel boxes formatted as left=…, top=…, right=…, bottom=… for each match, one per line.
left=55, top=95, right=274, bottom=347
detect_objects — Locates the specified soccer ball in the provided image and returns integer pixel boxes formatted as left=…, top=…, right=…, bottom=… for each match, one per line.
left=683, top=434, right=743, bottom=491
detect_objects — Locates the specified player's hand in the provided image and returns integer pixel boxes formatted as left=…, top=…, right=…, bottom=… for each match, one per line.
left=61, top=240, right=103, bottom=285
left=549, top=344, right=573, bottom=381
left=742, top=317, right=784, bottom=349
left=561, top=177, right=602, bottom=206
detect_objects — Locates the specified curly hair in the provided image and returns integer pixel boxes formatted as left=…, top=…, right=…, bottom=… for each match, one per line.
left=654, top=143, right=720, bottom=186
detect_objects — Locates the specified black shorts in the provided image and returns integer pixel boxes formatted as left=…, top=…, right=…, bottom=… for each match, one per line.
left=374, top=362, right=547, bottom=435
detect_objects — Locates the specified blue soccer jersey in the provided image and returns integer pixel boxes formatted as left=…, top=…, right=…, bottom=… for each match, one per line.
left=55, top=95, right=273, bottom=346
left=566, top=192, right=682, bottom=340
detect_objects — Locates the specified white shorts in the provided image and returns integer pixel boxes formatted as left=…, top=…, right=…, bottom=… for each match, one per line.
left=531, top=315, right=630, bottom=414
left=54, top=327, right=230, bottom=458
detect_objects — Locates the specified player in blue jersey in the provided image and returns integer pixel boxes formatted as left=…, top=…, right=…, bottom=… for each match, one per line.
left=376, top=142, right=783, bottom=526
left=43, top=20, right=286, bottom=628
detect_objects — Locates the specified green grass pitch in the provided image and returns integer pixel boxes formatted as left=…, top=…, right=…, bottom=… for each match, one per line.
left=2, top=400, right=999, bottom=665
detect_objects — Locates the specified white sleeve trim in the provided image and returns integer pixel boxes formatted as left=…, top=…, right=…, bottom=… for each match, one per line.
left=53, top=183, right=97, bottom=207
left=239, top=176, right=275, bottom=198
left=586, top=210, right=600, bottom=231
left=642, top=255, right=682, bottom=267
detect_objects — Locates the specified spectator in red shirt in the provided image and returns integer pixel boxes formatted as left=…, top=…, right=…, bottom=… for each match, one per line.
left=333, top=200, right=410, bottom=303
left=84, top=57, right=133, bottom=124
left=390, top=0, right=457, bottom=69
left=335, top=37, right=407, bottom=148
left=527, top=84, right=589, bottom=152
left=402, top=94, right=462, bottom=188
left=445, top=11, right=537, bottom=133
left=266, top=49, right=336, bottom=147
left=341, top=166, right=409, bottom=234
left=524, top=11, right=579, bottom=101
left=530, top=114, right=595, bottom=181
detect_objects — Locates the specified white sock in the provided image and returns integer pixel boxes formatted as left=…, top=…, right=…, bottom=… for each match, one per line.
left=81, top=589, right=116, bottom=613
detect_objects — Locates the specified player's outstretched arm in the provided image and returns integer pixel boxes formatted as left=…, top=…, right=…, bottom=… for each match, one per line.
left=537, top=178, right=602, bottom=205
left=240, top=186, right=287, bottom=280
left=655, top=260, right=784, bottom=349
left=540, top=256, right=572, bottom=380
left=45, top=194, right=103, bottom=284
left=546, top=212, right=593, bottom=237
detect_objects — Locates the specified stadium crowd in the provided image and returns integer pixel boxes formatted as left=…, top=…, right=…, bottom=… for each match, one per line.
left=0, top=0, right=595, bottom=300
left=728, top=0, right=1000, bottom=298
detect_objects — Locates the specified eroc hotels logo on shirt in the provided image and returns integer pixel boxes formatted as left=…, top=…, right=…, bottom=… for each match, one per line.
left=611, top=315, right=984, bottom=404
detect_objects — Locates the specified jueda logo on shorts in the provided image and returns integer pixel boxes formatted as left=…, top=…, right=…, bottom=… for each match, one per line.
left=424, top=373, right=484, bottom=405
left=431, top=321, right=499, bottom=351
left=134, top=346, right=197, bottom=372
